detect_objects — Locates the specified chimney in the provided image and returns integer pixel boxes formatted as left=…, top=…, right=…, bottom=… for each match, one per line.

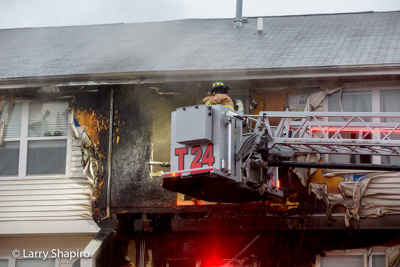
left=234, top=0, right=243, bottom=27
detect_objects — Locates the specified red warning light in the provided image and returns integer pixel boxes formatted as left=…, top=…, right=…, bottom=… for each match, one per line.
left=310, top=128, right=400, bottom=133
left=277, top=180, right=280, bottom=189
left=204, top=259, right=224, bottom=267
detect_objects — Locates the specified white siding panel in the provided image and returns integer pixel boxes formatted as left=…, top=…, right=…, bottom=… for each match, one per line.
left=70, top=161, right=83, bottom=168
left=61, top=258, right=76, bottom=267
left=0, top=183, right=91, bottom=190
left=0, top=210, right=92, bottom=218
left=0, top=188, right=92, bottom=196
left=71, top=151, right=82, bottom=157
left=0, top=194, right=90, bottom=201
left=0, top=199, right=91, bottom=207
left=70, top=171, right=89, bottom=178
left=0, top=216, right=94, bottom=221
left=0, top=205, right=90, bottom=212
left=0, top=178, right=89, bottom=185
left=72, top=139, right=83, bottom=147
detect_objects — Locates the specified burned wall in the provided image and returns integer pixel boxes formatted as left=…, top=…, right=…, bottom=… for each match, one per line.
left=110, top=84, right=200, bottom=211
left=73, top=86, right=112, bottom=218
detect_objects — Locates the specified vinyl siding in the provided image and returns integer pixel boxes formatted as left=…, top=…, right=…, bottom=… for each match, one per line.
left=0, top=126, right=95, bottom=223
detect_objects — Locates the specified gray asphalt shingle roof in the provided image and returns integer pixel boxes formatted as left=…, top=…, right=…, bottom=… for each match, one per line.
left=0, top=11, right=399, bottom=79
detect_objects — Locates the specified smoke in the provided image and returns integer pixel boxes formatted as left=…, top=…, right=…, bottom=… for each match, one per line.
left=0, top=0, right=186, bottom=29
left=150, top=89, right=192, bottom=173
left=1, top=0, right=400, bottom=30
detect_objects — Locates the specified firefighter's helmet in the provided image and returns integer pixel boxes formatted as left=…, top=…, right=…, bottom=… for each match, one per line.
left=210, top=82, right=231, bottom=94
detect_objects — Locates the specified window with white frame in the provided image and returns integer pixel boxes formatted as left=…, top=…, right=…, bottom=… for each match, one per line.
left=380, top=89, right=400, bottom=165
left=327, top=91, right=372, bottom=164
left=0, top=101, right=69, bottom=177
left=326, top=87, right=400, bottom=165
left=316, top=249, right=387, bottom=267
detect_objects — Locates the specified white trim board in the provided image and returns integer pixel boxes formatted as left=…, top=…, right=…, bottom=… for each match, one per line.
left=0, top=220, right=99, bottom=235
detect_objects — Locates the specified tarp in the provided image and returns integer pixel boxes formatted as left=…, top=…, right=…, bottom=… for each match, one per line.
left=311, top=171, right=400, bottom=227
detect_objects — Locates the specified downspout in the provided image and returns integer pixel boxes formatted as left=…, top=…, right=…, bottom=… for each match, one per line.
left=106, top=88, right=114, bottom=218
left=234, top=0, right=243, bottom=27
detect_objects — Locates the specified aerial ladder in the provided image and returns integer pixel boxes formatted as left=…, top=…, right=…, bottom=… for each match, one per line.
left=161, top=104, right=400, bottom=203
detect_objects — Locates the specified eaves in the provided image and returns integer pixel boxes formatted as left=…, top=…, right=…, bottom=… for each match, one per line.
left=1, top=63, right=400, bottom=90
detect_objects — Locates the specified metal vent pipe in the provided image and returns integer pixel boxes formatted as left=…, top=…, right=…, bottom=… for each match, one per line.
left=257, top=17, right=264, bottom=34
left=234, top=0, right=243, bottom=27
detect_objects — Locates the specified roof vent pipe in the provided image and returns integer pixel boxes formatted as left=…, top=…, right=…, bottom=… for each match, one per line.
left=257, top=17, right=264, bottom=34
left=234, top=0, right=243, bottom=27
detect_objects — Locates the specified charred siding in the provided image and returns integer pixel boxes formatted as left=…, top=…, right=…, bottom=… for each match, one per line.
left=110, top=86, right=176, bottom=210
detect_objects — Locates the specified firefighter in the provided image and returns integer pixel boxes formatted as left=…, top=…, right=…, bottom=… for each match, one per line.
left=202, top=82, right=236, bottom=110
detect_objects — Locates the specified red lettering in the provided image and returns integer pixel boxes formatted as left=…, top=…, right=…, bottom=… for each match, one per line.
left=202, top=143, right=215, bottom=167
left=190, top=145, right=203, bottom=169
left=175, top=147, right=188, bottom=171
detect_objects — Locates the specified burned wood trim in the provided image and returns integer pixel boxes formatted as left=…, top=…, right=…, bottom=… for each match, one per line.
left=110, top=202, right=324, bottom=216
left=128, top=212, right=400, bottom=232
left=170, top=214, right=400, bottom=231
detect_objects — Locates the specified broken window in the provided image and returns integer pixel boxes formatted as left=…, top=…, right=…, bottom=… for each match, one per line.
left=0, top=101, right=69, bottom=177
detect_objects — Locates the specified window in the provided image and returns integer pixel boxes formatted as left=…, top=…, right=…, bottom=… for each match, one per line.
left=320, top=255, right=364, bottom=267
left=0, top=101, right=69, bottom=177
left=380, top=89, right=400, bottom=165
left=325, top=87, right=400, bottom=166
left=327, top=91, right=372, bottom=164
left=316, top=250, right=389, bottom=267
left=328, top=91, right=372, bottom=119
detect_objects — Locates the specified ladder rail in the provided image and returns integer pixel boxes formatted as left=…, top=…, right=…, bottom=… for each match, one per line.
left=250, top=112, right=400, bottom=158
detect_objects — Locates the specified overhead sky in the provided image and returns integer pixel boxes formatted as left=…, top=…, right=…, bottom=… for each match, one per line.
left=0, top=0, right=400, bottom=29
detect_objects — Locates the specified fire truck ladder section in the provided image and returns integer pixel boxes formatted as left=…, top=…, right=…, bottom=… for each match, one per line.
left=162, top=105, right=400, bottom=203
left=247, top=111, right=400, bottom=171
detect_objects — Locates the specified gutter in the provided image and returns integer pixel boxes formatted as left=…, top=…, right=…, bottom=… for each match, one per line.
left=0, top=64, right=400, bottom=89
